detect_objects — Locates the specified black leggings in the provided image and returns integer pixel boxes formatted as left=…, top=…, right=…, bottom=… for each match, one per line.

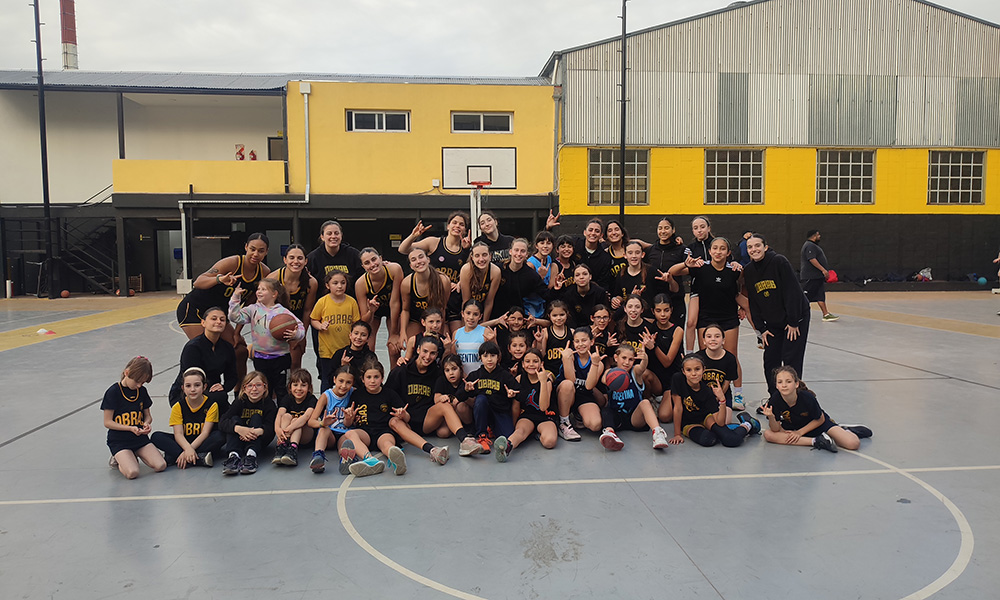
left=151, top=430, right=225, bottom=463
left=253, top=354, right=291, bottom=400
left=688, top=424, right=748, bottom=448
left=225, top=414, right=274, bottom=456
left=762, top=312, right=810, bottom=394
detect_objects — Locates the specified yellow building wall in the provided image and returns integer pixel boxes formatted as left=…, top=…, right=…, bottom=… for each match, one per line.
left=285, top=81, right=554, bottom=195
left=112, top=159, right=285, bottom=194
left=558, top=146, right=1000, bottom=215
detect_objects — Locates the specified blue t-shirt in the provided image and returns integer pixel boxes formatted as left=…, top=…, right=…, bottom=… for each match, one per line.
left=322, top=387, right=353, bottom=433
left=453, top=325, right=485, bottom=375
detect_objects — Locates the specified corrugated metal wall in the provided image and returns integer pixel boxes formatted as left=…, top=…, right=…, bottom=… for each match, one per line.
left=560, top=0, right=1000, bottom=147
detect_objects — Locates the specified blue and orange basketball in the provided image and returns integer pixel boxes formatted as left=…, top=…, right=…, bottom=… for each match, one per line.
left=603, top=367, right=630, bottom=393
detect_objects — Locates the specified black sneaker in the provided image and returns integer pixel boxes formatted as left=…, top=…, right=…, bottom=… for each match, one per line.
left=197, top=452, right=213, bottom=468
left=736, top=411, right=761, bottom=435
left=281, top=445, right=298, bottom=466
left=222, top=454, right=241, bottom=475
left=813, top=432, right=838, bottom=453
left=240, top=453, right=259, bottom=474
left=272, top=443, right=287, bottom=465
left=840, top=424, right=873, bottom=439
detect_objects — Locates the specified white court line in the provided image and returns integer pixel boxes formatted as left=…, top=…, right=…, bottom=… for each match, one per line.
left=854, top=452, right=975, bottom=600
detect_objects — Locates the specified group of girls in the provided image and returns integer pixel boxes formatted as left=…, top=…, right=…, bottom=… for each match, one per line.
left=115, top=212, right=871, bottom=479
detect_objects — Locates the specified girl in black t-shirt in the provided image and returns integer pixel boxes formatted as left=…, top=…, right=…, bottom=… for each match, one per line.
left=494, top=349, right=558, bottom=461
left=102, top=357, right=166, bottom=479
left=762, top=366, right=871, bottom=452
left=694, top=324, right=740, bottom=407
left=667, top=354, right=757, bottom=447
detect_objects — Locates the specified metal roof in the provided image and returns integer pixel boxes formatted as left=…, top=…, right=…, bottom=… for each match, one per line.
left=0, top=70, right=551, bottom=95
left=537, top=0, right=1000, bottom=77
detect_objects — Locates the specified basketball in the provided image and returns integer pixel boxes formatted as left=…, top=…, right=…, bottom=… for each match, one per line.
left=826, top=269, right=838, bottom=283
left=603, top=367, right=630, bottom=393
left=60, top=289, right=70, bottom=298
left=268, top=313, right=298, bottom=340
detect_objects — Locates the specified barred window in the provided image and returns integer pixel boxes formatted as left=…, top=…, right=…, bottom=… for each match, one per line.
left=588, top=149, right=649, bottom=206
left=705, top=150, right=763, bottom=204
left=928, top=151, right=984, bottom=204
left=816, top=150, right=874, bottom=204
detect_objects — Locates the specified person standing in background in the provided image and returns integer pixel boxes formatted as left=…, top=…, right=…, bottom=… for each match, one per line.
left=800, top=230, right=839, bottom=322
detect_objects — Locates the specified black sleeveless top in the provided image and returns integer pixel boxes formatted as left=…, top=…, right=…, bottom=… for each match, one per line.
left=428, top=239, right=468, bottom=285
left=543, top=326, right=571, bottom=375
left=277, top=267, right=310, bottom=320
left=408, top=275, right=430, bottom=323
left=364, top=265, right=394, bottom=318
left=185, top=256, right=262, bottom=310
left=469, top=266, right=493, bottom=305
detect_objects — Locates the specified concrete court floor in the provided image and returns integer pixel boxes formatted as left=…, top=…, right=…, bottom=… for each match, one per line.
left=0, top=291, right=998, bottom=600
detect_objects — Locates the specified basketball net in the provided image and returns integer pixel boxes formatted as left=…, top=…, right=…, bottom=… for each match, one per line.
left=469, top=181, right=490, bottom=241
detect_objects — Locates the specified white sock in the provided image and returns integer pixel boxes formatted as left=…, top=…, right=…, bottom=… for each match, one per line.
left=733, top=386, right=743, bottom=395
left=229, top=452, right=239, bottom=458
left=247, top=449, right=257, bottom=458
left=560, top=416, right=570, bottom=426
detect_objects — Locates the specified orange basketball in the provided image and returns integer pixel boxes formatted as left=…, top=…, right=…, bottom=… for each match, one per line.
left=60, top=289, right=70, bottom=298
left=268, top=313, right=298, bottom=340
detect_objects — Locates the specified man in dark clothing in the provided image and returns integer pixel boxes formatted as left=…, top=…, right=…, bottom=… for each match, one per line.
left=800, top=230, right=839, bottom=322
left=742, top=234, right=811, bottom=399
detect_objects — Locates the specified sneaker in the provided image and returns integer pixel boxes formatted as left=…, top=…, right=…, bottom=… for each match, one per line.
left=310, top=450, right=326, bottom=473
left=197, top=452, right=213, bottom=468
left=222, top=454, right=241, bottom=476
left=736, top=412, right=761, bottom=435
left=652, top=427, right=669, bottom=449
left=840, top=424, right=873, bottom=439
left=822, top=313, right=840, bottom=322
left=494, top=436, right=511, bottom=463
left=756, top=398, right=769, bottom=415
left=813, top=432, right=839, bottom=453
left=339, top=455, right=358, bottom=475
left=387, top=446, right=407, bottom=476
left=559, top=422, right=582, bottom=442
left=459, top=436, right=482, bottom=456
left=271, top=442, right=287, bottom=465
left=476, top=434, right=492, bottom=453
left=339, top=439, right=356, bottom=461
left=732, top=393, right=746, bottom=410
left=600, top=427, right=624, bottom=451
left=108, top=455, right=119, bottom=469
left=349, top=455, right=385, bottom=477
left=240, top=453, right=258, bottom=474
left=281, top=445, right=298, bottom=467
left=430, top=446, right=450, bottom=465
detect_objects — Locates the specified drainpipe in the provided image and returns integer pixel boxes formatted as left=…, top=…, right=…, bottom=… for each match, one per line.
left=300, top=82, right=312, bottom=203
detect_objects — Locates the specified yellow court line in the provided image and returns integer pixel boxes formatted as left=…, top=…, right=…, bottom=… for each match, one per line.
left=0, top=298, right=179, bottom=353
left=818, top=305, right=1000, bottom=338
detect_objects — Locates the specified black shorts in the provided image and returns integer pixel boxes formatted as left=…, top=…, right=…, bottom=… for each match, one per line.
left=445, top=292, right=463, bottom=323
left=572, top=388, right=600, bottom=409
left=610, top=406, right=649, bottom=432
left=519, top=410, right=556, bottom=427
left=176, top=297, right=204, bottom=327
left=407, top=405, right=432, bottom=433
left=802, top=279, right=826, bottom=303
left=108, top=434, right=153, bottom=456
left=798, top=412, right=837, bottom=437
left=360, top=426, right=397, bottom=445
left=697, top=316, right=740, bottom=331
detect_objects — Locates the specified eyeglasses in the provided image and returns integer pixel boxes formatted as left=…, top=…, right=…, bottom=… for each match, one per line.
left=245, top=383, right=266, bottom=389
left=593, top=315, right=610, bottom=321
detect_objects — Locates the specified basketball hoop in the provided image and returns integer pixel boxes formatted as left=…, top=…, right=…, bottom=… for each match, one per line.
left=469, top=181, right=491, bottom=242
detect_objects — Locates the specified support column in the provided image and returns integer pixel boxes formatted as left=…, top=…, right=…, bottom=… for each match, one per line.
left=116, top=216, right=128, bottom=297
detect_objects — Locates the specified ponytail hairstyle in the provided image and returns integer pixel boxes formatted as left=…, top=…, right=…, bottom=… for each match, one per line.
left=616, top=294, right=648, bottom=339
left=469, top=241, right=492, bottom=299
left=122, top=356, right=153, bottom=385
left=410, top=248, right=448, bottom=311
left=258, top=279, right=291, bottom=311
left=680, top=352, right=705, bottom=370
left=625, top=239, right=648, bottom=282
left=283, top=243, right=311, bottom=295
left=246, top=232, right=270, bottom=249
left=773, top=365, right=812, bottom=394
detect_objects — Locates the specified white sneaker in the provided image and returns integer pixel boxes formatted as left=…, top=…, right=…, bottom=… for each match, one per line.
left=559, top=422, right=582, bottom=442
left=600, top=427, right=624, bottom=451
left=652, top=427, right=669, bottom=449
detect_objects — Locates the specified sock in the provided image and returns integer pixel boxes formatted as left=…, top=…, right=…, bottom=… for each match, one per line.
left=247, top=449, right=257, bottom=458
left=291, top=442, right=297, bottom=448
left=421, top=443, right=433, bottom=454
left=741, top=422, right=751, bottom=432
left=560, top=415, right=570, bottom=426
left=733, top=386, right=743, bottom=396
left=229, top=451, right=239, bottom=458
left=456, top=428, right=468, bottom=440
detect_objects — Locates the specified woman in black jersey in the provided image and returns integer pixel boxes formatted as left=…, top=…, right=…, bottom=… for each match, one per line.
left=264, top=243, right=317, bottom=371
left=460, top=241, right=501, bottom=322
left=356, top=247, right=405, bottom=366
left=649, top=295, right=684, bottom=421
left=610, top=240, right=662, bottom=318
left=168, top=306, right=237, bottom=413
left=535, top=299, right=572, bottom=377
left=644, top=217, right=688, bottom=327
left=474, top=211, right=515, bottom=265
left=553, top=234, right=577, bottom=290
left=683, top=216, right=715, bottom=351
left=604, top=220, right=630, bottom=282
left=399, top=247, right=452, bottom=346
left=398, top=212, right=470, bottom=333
left=557, top=263, right=609, bottom=329
left=176, top=233, right=270, bottom=384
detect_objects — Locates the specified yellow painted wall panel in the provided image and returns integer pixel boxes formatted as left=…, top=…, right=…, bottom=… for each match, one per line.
left=112, top=159, right=285, bottom=194
left=286, top=81, right=554, bottom=196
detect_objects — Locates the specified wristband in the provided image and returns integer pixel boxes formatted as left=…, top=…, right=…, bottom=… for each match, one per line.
left=216, top=274, right=222, bottom=284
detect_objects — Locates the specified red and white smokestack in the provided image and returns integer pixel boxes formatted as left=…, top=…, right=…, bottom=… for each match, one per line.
left=60, top=0, right=78, bottom=70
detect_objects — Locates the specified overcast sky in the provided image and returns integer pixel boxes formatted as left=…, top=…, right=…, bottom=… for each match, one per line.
left=2, top=0, right=999, bottom=77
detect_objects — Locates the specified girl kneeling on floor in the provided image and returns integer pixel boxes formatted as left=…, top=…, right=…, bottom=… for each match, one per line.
left=668, top=354, right=759, bottom=447
left=762, top=366, right=872, bottom=453
left=102, top=356, right=166, bottom=479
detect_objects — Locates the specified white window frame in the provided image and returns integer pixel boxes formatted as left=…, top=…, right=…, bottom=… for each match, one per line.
left=705, top=149, right=764, bottom=205
left=346, top=110, right=410, bottom=132
left=587, top=148, right=649, bottom=207
left=451, top=112, right=513, bottom=133
left=927, top=151, right=985, bottom=205
left=816, top=149, right=875, bottom=204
